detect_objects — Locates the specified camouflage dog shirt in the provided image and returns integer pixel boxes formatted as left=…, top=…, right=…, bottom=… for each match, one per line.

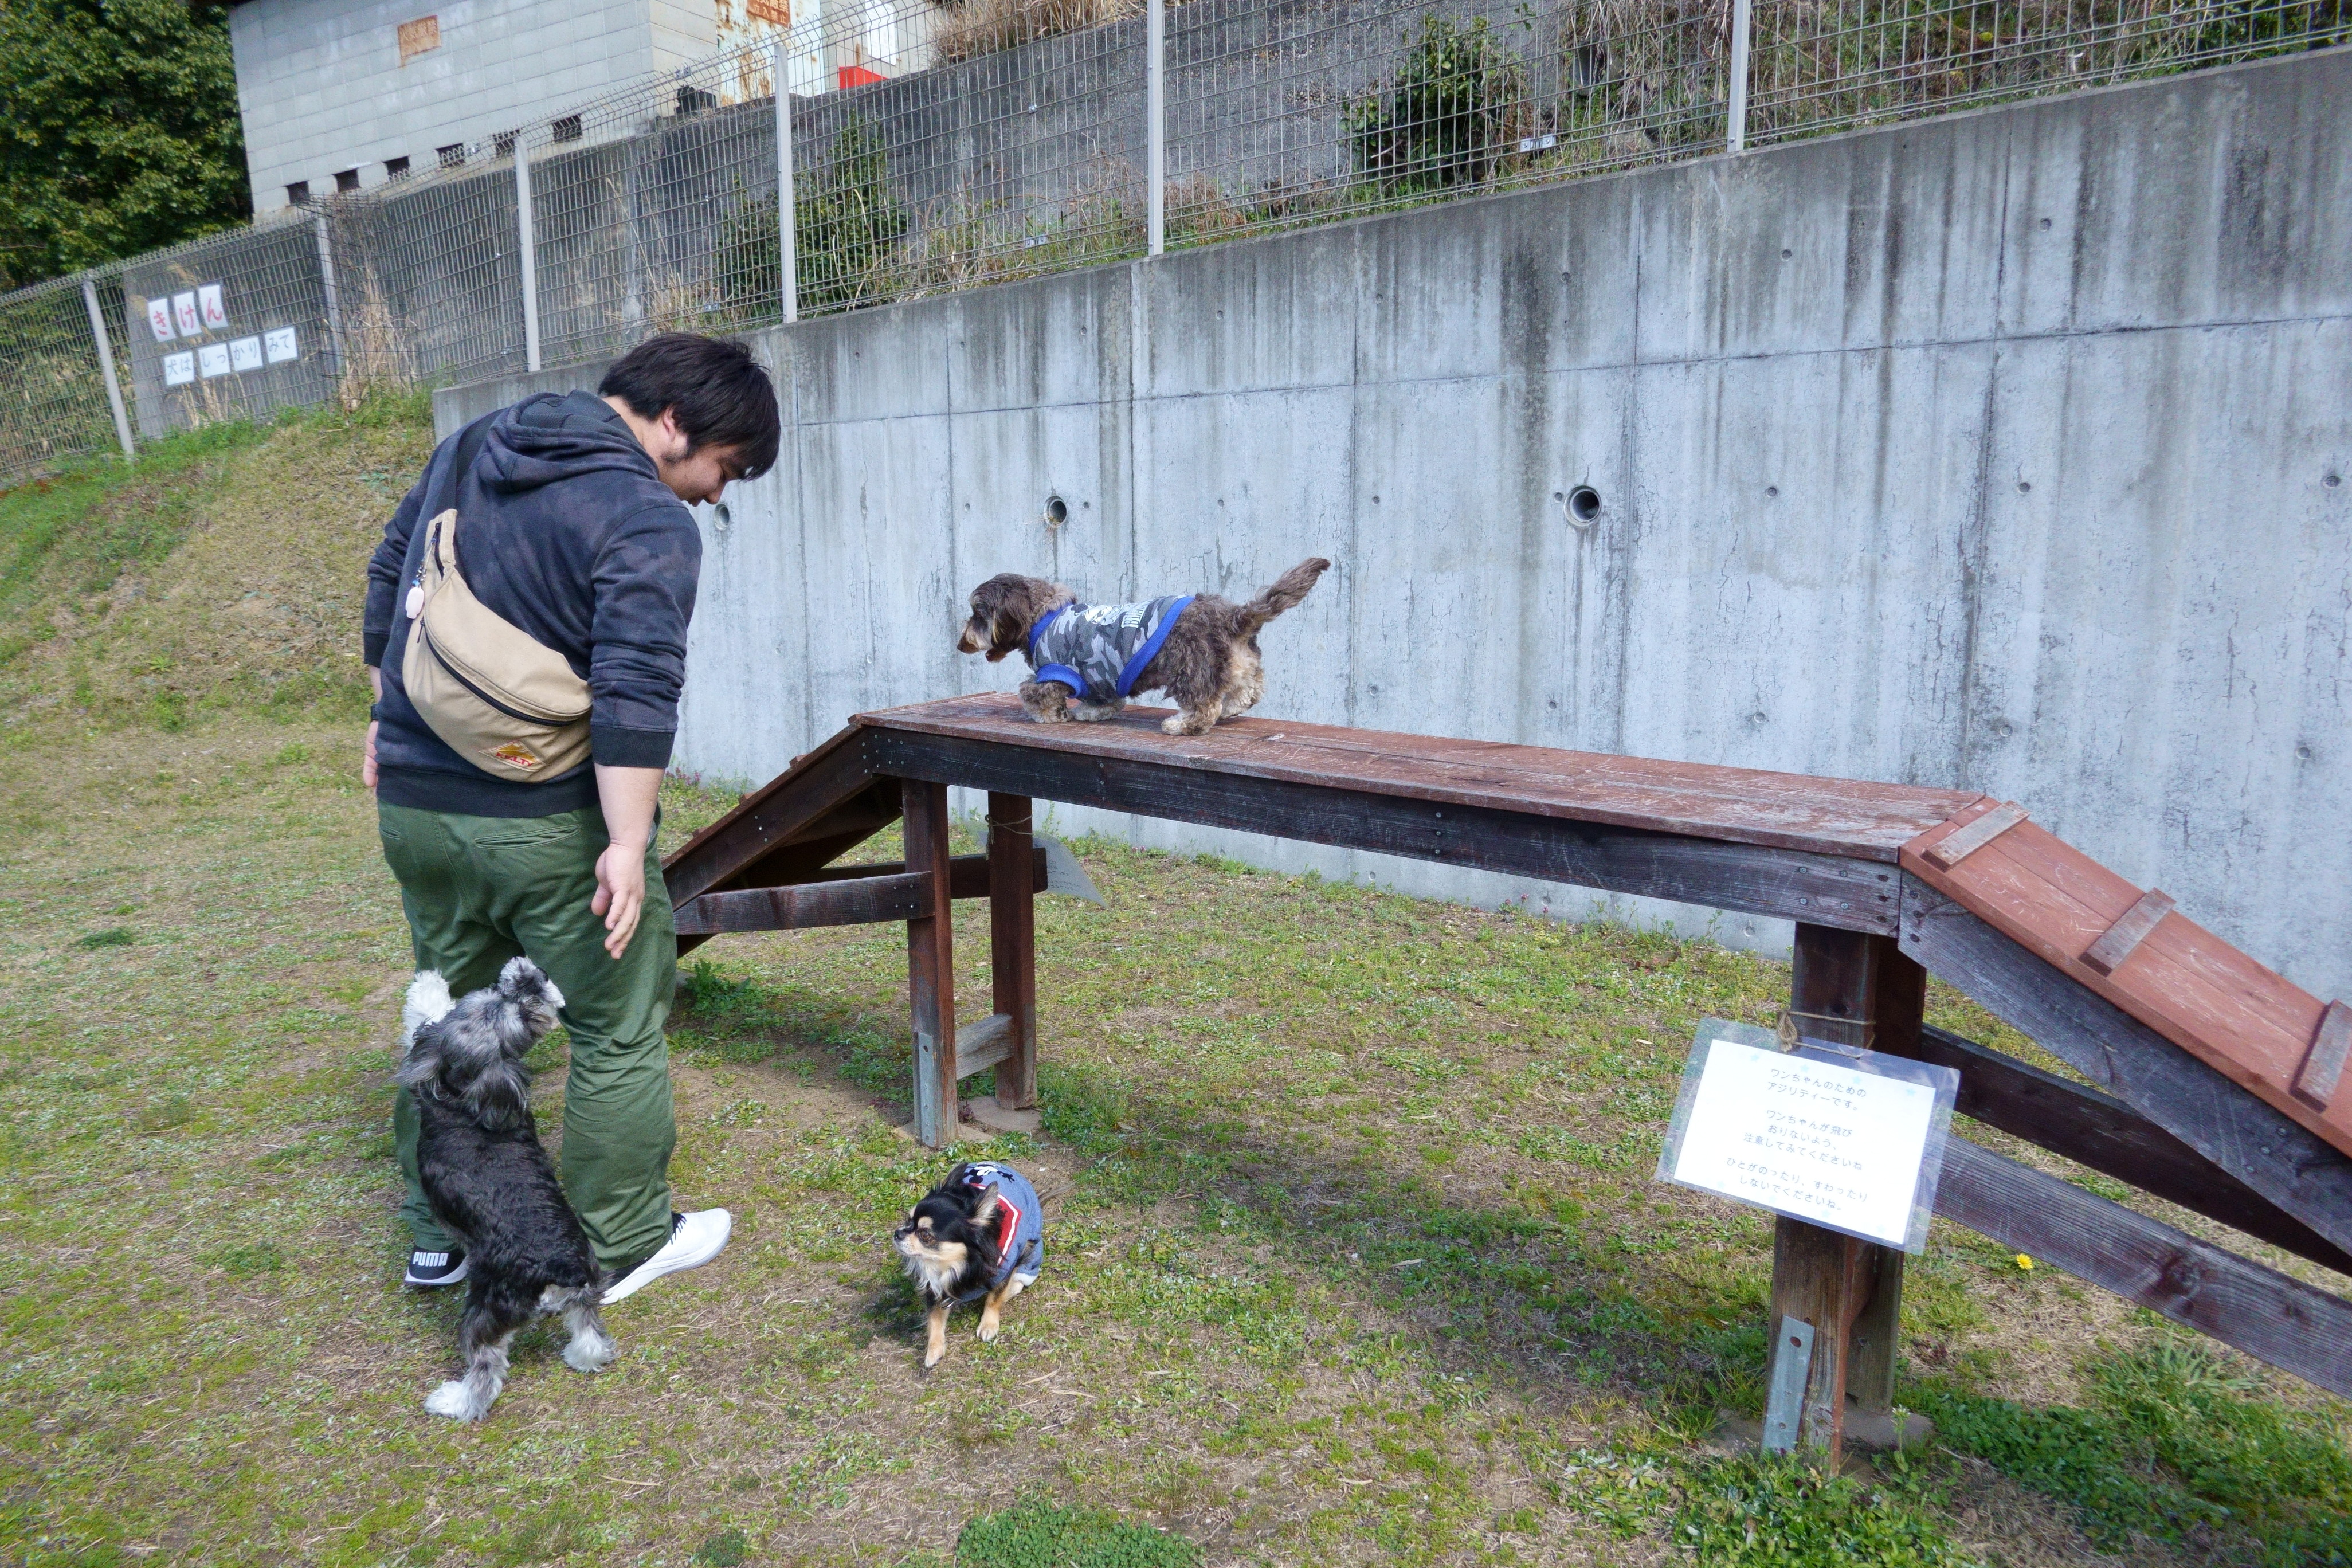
left=1022, top=595, right=1195, bottom=705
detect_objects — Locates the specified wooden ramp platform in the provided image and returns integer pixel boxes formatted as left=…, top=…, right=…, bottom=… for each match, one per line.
left=662, top=694, right=2352, bottom=1430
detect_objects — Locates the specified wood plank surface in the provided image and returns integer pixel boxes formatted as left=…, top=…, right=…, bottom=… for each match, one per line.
left=1894, top=1025, right=2352, bottom=1277
left=1900, top=879, right=2352, bottom=1258
left=859, top=695, right=1979, bottom=861
left=866, top=729, right=1906, bottom=935
left=1934, top=1138, right=2352, bottom=1399
left=1903, top=810, right=2346, bottom=1158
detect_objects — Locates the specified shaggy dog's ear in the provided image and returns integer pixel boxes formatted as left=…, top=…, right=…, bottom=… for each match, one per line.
left=402, top=970, right=454, bottom=1055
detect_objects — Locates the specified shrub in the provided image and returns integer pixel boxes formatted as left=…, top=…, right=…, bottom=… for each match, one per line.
left=1350, top=15, right=1524, bottom=195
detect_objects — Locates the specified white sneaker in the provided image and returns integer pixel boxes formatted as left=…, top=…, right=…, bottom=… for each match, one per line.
left=601, top=1209, right=731, bottom=1304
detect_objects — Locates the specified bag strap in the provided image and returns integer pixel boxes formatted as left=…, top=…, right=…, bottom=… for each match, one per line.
left=424, top=416, right=496, bottom=577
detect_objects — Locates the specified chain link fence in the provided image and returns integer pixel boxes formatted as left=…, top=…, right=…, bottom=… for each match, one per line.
left=2, top=0, right=2342, bottom=484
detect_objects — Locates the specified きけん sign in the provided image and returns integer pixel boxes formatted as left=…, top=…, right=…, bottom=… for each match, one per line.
left=147, top=297, right=177, bottom=342
left=173, top=292, right=201, bottom=338
left=199, top=283, right=228, bottom=331
left=1656, top=1023, right=1956, bottom=1252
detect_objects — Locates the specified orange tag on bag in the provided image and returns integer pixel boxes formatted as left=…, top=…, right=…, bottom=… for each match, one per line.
left=488, top=743, right=544, bottom=771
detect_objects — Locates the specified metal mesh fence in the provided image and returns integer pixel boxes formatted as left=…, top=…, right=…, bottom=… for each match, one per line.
left=0, top=275, right=127, bottom=480
left=0, top=0, right=2342, bottom=483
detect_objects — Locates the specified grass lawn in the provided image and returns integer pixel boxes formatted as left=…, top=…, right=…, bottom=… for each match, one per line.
left=0, top=407, right=2345, bottom=1566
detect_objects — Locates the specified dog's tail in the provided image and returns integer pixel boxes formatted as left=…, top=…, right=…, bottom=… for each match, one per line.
left=1236, top=557, right=1331, bottom=634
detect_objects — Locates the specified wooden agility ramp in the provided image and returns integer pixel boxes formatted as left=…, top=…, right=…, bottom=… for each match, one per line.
left=661, top=693, right=2352, bottom=1452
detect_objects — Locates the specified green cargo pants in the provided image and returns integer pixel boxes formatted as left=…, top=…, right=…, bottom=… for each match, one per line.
left=380, top=802, right=677, bottom=1273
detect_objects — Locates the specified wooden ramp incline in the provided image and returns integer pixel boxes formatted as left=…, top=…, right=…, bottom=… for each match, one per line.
left=661, top=693, right=2352, bottom=1406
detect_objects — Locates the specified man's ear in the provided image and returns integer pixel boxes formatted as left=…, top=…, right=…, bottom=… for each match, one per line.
left=655, top=407, right=692, bottom=464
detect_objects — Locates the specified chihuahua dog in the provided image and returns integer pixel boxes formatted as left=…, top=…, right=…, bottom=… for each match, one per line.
left=893, top=1161, right=1045, bottom=1367
left=957, top=558, right=1330, bottom=734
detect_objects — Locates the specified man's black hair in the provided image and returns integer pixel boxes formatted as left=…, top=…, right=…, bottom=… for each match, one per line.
left=598, top=333, right=781, bottom=480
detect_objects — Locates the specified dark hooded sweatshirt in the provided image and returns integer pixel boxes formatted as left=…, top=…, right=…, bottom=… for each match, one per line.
left=362, top=390, right=701, bottom=818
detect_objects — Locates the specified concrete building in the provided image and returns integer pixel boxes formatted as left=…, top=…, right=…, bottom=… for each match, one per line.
left=225, top=0, right=939, bottom=217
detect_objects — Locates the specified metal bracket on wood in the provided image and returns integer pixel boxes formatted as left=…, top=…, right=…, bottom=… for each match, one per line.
left=1761, top=1316, right=1814, bottom=1454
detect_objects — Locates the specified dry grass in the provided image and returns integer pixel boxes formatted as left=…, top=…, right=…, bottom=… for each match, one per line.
left=931, top=0, right=1142, bottom=65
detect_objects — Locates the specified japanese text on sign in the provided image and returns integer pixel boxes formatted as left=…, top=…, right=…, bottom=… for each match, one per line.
left=1662, top=1038, right=1941, bottom=1248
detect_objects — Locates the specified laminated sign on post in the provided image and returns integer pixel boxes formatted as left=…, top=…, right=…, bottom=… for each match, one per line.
left=197, top=343, right=232, bottom=378
left=198, top=283, right=228, bottom=331
left=162, top=351, right=195, bottom=387
left=1656, top=1019, right=1957, bottom=1253
left=173, top=292, right=201, bottom=338
left=147, top=297, right=176, bottom=342
left=229, top=336, right=264, bottom=373
left=264, top=326, right=299, bottom=364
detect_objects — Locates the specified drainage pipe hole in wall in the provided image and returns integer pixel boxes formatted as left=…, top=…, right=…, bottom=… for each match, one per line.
left=1044, top=495, right=1069, bottom=527
left=1558, top=485, right=1602, bottom=529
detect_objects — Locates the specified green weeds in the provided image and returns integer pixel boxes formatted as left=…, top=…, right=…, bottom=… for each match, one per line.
left=1917, top=1340, right=2352, bottom=1565
left=957, top=1499, right=1199, bottom=1567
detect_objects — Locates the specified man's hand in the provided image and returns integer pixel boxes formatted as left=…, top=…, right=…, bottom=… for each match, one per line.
left=593, top=764, right=664, bottom=959
left=364, top=667, right=383, bottom=794
left=591, top=836, right=647, bottom=959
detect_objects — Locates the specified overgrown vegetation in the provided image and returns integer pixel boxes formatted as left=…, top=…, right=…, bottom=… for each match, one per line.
left=931, top=0, right=1142, bottom=65
left=1351, top=16, right=1527, bottom=195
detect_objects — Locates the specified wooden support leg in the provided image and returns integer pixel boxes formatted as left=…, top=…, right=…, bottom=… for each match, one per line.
left=1766, top=923, right=1927, bottom=1466
left=903, top=778, right=958, bottom=1147
left=987, top=793, right=1038, bottom=1111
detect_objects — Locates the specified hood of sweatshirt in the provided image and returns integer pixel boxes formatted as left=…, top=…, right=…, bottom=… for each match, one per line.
left=478, top=390, right=661, bottom=496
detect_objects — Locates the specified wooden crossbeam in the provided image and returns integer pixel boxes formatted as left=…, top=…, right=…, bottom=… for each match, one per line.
left=955, top=1013, right=1016, bottom=1079
left=2081, top=887, right=2175, bottom=977
left=672, top=850, right=1049, bottom=936
left=2295, top=1001, right=2352, bottom=1112
left=1935, top=1138, right=2352, bottom=1399
left=1922, top=801, right=2028, bottom=869
left=1897, top=1025, right=2352, bottom=1277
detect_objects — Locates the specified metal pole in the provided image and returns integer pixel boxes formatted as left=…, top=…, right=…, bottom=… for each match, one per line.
left=516, top=140, right=541, bottom=373
left=775, top=38, right=798, bottom=323
left=80, top=276, right=134, bottom=461
left=1727, top=0, right=1752, bottom=153
left=312, top=207, right=347, bottom=391
left=1146, top=0, right=1166, bottom=256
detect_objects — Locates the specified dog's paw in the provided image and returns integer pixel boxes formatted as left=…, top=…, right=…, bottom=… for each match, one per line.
left=563, top=1336, right=617, bottom=1374
left=977, top=1315, right=1001, bottom=1343
left=922, top=1344, right=946, bottom=1369
left=424, top=1380, right=479, bottom=1421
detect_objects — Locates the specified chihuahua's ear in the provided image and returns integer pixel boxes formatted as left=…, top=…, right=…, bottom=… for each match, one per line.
left=971, top=1184, right=1004, bottom=1226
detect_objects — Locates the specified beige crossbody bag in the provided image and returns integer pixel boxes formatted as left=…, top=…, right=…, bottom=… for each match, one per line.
left=398, top=423, right=593, bottom=779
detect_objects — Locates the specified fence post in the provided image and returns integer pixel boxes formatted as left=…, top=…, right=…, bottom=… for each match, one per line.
left=516, top=140, right=542, bottom=373
left=312, top=208, right=347, bottom=395
left=80, top=275, right=135, bottom=461
left=1727, top=0, right=1753, bottom=152
left=1146, top=0, right=1166, bottom=256
left=775, top=38, right=799, bottom=323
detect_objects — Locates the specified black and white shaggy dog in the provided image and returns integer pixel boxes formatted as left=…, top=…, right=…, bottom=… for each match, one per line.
left=397, top=959, right=616, bottom=1421
left=892, top=1161, right=1045, bottom=1368
left=956, top=558, right=1330, bottom=735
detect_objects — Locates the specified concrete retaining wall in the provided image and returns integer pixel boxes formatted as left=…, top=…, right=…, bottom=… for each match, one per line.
left=437, top=49, right=2352, bottom=997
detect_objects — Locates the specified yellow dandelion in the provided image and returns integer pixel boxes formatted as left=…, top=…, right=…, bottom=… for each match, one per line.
left=2014, top=1253, right=2035, bottom=1271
